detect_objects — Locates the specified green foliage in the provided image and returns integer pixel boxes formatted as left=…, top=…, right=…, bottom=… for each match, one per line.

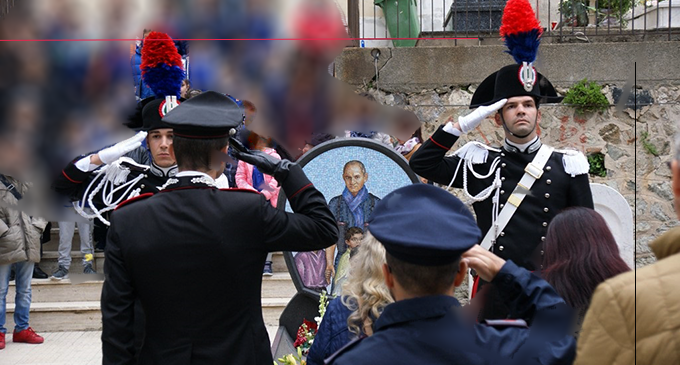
left=640, top=131, right=659, bottom=156
left=559, top=0, right=595, bottom=26
left=596, top=0, right=633, bottom=18
left=587, top=153, right=607, bottom=177
left=563, top=79, right=610, bottom=115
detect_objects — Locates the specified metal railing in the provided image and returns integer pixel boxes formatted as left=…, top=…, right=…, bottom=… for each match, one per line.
left=346, top=0, right=679, bottom=46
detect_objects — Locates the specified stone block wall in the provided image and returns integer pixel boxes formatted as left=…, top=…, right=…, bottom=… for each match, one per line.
left=356, top=83, right=680, bottom=269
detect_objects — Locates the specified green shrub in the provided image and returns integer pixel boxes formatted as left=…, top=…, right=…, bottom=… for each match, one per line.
left=559, top=0, right=593, bottom=26
left=587, top=153, right=607, bottom=177
left=563, top=79, right=610, bottom=115
left=596, top=0, right=633, bottom=19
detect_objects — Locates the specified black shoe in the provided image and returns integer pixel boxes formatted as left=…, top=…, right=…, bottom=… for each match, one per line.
left=50, top=265, right=69, bottom=280
left=33, top=266, right=48, bottom=279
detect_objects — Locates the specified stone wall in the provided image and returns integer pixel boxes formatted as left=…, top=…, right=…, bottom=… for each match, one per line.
left=349, top=82, right=680, bottom=270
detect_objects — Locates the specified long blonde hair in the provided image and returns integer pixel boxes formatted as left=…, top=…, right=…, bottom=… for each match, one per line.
left=341, top=231, right=393, bottom=336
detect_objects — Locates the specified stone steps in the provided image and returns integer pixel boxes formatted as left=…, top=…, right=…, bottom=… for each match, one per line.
left=37, top=251, right=288, bottom=276
left=6, top=302, right=102, bottom=332
left=8, top=272, right=295, bottom=304
left=8, top=280, right=103, bottom=303
left=7, top=297, right=292, bottom=332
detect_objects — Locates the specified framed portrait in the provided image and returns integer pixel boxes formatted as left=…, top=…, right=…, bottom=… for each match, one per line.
left=277, top=137, right=421, bottom=300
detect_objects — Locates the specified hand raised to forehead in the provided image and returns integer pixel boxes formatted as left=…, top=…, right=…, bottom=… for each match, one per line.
left=230, top=137, right=294, bottom=182
left=98, top=131, right=148, bottom=165
left=458, top=99, right=507, bottom=134
left=462, top=244, right=506, bottom=282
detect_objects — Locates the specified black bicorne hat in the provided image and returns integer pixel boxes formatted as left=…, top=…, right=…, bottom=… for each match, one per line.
left=125, top=96, right=186, bottom=131
left=470, top=64, right=563, bottom=108
left=141, top=98, right=178, bottom=131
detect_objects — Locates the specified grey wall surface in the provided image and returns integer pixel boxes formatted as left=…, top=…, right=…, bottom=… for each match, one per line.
left=335, top=42, right=680, bottom=92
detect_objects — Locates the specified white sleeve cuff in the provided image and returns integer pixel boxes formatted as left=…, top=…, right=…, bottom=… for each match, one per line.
left=75, top=155, right=99, bottom=172
left=443, top=122, right=462, bottom=136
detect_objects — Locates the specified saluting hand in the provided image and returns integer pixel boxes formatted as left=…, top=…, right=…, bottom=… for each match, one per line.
left=455, top=98, right=507, bottom=134
left=462, top=245, right=506, bottom=282
left=229, top=137, right=295, bottom=182
left=97, top=131, right=148, bottom=165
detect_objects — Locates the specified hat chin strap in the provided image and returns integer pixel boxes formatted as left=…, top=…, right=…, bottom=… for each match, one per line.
left=500, top=114, right=537, bottom=140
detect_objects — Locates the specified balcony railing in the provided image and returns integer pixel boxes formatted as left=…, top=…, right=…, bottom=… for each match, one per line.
left=345, top=0, right=680, bottom=47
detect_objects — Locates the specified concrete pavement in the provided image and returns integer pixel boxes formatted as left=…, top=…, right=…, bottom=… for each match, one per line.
left=2, top=326, right=279, bottom=365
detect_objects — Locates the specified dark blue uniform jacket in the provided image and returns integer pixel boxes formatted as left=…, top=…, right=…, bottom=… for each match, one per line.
left=329, top=261, right=575, bottom=365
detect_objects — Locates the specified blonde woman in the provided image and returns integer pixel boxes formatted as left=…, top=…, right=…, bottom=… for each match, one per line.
left=307, top=231, right=393, bottom=365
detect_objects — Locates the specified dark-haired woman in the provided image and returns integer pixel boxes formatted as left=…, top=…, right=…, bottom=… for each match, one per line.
left=542, top=207, right=630, bottom=337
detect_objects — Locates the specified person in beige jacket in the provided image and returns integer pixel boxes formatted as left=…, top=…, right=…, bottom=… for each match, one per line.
left=0, top=173, right=47, bottom=349
left=575, top=142, right=680, bottom=364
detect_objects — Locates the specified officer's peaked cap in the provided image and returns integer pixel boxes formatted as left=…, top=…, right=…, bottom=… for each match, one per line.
left=367, top=184, right=481, bottom=266
left=162, top=91, right=244, bottom=139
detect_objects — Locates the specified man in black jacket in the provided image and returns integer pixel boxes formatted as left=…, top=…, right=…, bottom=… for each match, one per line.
left=409, top=64, right=593, bottom=320
left=101, top=91, right=338, bottom=365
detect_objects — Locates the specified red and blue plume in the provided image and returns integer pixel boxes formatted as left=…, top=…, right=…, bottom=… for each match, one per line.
left=499, top=0, right=542, bottom=64
left=141, top=31, right=185, bottom=98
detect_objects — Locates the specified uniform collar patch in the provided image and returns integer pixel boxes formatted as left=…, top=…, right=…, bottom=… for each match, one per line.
left=503, top=138, right=542, bottom=154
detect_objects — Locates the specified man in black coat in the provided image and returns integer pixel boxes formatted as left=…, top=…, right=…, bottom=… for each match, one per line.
left=101, top=91, right=338, bottom=365
left=409, top=64, right=593, bottom=319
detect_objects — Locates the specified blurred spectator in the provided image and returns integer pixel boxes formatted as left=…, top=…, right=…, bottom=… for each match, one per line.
left=574, top=134, right=680, bottom=364
left=180, top=79, right=191, bottom=99
left=236, top=132, right=281, bottom=207
left=52, top=218, right=96, bottom=280
left=0, top=0, right=416, bottom=189
left=235, top=132, right=281, bottom=275
left=224, top=98, right=255, bottom=187
left=345, top=92, right=394, bottom=148
left=541, top=207, right=630, bottom=337
left=0, top=157, right=47, bottom=348
left=300, top=132, right=335, bottom=156
left=307, top=231, right=392, bottom=365
left=394, top=127, right=423, bottom=161
left=294, top=249, right=327, bottom=292
left=131, top=28, right=155, bottom=101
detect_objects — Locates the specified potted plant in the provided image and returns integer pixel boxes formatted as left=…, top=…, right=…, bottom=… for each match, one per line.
left=558, top=0, right=595, bottom=26
left=596, top=0, right=633, bottom=25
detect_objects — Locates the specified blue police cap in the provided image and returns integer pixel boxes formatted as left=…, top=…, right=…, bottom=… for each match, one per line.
left=367, top=184, right=481, bottom=266
left=162, top=91, right=244, bottom=139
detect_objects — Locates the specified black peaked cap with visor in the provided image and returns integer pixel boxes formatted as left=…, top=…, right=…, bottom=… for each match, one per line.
left=161, top=91, right=245, bottom=139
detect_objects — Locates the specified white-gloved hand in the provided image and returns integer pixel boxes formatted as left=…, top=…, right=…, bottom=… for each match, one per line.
left=98, top=131, right=148, bottom=165
left=457, top=99, right=507, bottom=134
